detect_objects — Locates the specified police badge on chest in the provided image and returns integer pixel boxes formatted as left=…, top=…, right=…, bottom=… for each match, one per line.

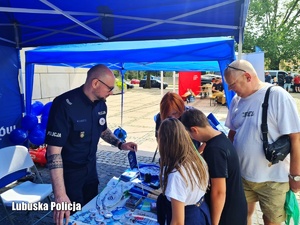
left=80, top=131, right=85, bottom=138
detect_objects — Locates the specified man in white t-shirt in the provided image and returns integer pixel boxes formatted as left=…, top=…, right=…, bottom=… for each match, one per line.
left=224, top=59, right=300, bottom=225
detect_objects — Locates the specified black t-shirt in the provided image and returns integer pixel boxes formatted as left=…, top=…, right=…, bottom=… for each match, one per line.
left=265, top=75, right=271, bottom=83
left=212, top=83, right=223, bottom=92
left=285, top=76, right=293, bottom=83
left=45, top=86, right=108, bottom=167
left=203, top=133, right=247, bottom=225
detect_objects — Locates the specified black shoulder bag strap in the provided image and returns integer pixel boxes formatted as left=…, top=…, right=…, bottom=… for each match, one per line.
left=261, top=86, right=273, bottom=151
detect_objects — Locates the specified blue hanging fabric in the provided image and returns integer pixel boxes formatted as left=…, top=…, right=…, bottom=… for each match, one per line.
left=207, top=113, right=220, bottom=126
left=207, top=113, right=228, bottom=135
left=208, top=119, right=218, bottom=131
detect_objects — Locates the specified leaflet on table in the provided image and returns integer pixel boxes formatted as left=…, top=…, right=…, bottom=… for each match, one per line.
left=97, top=177, right=135, bottom=210
left=120, top=168, right=140, bottom=182
left=69, top=174, right=160, bottom=225
left=69, top=208, right=158, bottom=225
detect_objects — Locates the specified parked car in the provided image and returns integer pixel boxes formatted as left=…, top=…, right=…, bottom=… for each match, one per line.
left=125, top=81, right=134, bottom=89
left=201, top=74, right=222, bottom=85
left=139, top=76, right=168, bottom=89
left=130, top=79, right=140, bottom=84
left=143, top=75, right=161, bottom=80
left=266, top=70, right=288, bottom=87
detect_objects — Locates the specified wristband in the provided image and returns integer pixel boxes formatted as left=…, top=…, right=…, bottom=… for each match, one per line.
left=118, top=142, right=124, bottom=150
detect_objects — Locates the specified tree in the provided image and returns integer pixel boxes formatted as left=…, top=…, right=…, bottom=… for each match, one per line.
left=143, top=71, right=157, bottom=88
left=243, top=0, right=300, bottom=70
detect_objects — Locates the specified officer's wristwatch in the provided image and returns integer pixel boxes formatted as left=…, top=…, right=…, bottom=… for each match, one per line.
left=288, top=174, right=300, bottom=181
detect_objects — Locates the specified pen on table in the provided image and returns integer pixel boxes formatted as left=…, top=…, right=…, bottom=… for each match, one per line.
left=132, top=214, right=157, bottom=222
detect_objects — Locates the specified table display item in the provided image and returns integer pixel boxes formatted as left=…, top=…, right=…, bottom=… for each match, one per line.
left=139, top=164, right=160, bottom=180
left=70, top=173, right=160, bottom=225
left=102, top=185, right=123, bottom=208
left=120, top=168, right=140, bottom=182
left=96, top=177, right=134, bottom=210
left=128, top=151, right=138, bottom=169
left=125, top=194, right=144, bottom=209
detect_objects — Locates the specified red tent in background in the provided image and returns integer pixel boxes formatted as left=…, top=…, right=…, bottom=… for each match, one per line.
left=179, top=71, right=201, bottom=99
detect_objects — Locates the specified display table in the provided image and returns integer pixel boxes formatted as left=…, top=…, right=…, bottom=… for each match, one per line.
left=68, top=166, right=161, bottom=225
left=199, top=84, right=212, bottom=98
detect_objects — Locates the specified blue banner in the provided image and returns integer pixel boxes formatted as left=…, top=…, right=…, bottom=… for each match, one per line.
left=0, top=46, right=23, bottom=148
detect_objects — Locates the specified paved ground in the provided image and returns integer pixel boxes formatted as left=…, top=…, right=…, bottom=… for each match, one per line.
left=1, top=86, right=300, bottom=224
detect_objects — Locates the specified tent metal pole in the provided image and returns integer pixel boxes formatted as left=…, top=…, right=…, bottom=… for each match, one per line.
left=173, top=71, right=176, bottom=93
left=237, top=21, right=243, bottom=59
left=237, top=42, right=242, bottom=60
left=14, top=23, right=25, bottom=115
left=120, top=70, right=125, bottom=127
left=39, top=0, right=108, bottom=40
left=160, top=71, right=163, bottom=97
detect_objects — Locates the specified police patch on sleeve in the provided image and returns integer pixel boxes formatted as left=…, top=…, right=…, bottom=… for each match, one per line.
left=99, top=118, right=106, bottom=126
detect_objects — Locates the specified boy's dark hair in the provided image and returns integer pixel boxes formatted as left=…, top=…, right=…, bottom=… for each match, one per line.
left=181, top=108, right=209, bottom=131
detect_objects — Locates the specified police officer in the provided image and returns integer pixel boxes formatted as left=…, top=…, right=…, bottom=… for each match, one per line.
left=45, top=64, right=137, bottom=225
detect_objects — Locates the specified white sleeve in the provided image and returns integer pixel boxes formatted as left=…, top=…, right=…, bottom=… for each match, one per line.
left=269, top=87, right=300, bottom=135
left=165, top=171, right=188, bottom=203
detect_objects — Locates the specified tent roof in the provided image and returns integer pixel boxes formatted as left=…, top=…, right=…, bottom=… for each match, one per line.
left=1, top=0, right=249, bottom=48
left=26, top=37, right=234, bottom=71
left=25, top=37, right=236, bottom=114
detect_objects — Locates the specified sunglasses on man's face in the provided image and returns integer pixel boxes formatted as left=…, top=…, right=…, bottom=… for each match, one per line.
left=226, top=65, right=246, bottom=73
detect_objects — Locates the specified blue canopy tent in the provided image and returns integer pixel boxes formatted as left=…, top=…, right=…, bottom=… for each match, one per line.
left=1, top=0, right=249, bottom=48
left=0, top=0, right=249, bottom=147
left=25, top=37, right=236, bottom=114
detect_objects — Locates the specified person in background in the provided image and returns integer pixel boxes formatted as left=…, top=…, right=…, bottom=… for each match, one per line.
left=211, top=77, right=216, bottom=84
left=45, top=64, right=138, bottom=225
left=293, top=74, right=300, bottom=93
left=284, top=72, right=293, bottom=92
left=278, top=75, right=285, bottom=88
left=156, top=118, right=211, bottom=225
left=154, top=92, right=204, bottom=151
left=264, top=71, right=271, bottom=83
left=224, top=59, right=300, bottom=225
left=272, top=77, right=278, bottom=86
left=211, top=77, right=226, bottom=106
left=182, top=88, right=196, bottom=103
left=181, top=108, right=247, bottom=225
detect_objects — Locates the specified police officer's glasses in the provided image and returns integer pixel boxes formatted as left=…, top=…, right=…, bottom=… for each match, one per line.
left=95, top=78, right=114, bottom=92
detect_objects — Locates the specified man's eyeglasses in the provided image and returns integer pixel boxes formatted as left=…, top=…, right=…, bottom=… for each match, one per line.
left=226, top=74, right=244, bottom=89
left=95, top=78, right=114, bottom=92
left=226, top=65, right=246, bottom=73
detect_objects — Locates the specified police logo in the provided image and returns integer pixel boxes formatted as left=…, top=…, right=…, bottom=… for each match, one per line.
left=80, top=132, right=85, bottom=138
left=99, top=118, right=106, bottom=126
left=98, top=111, right=106, bottom=115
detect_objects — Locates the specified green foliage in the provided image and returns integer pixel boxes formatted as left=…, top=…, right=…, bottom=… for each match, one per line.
left=114, top=70, right=172, bottom=82
left=144, top=71, right=152, bottom=88
left=243, top=0, right=300, bottom=70
left=112, top=70, right=120, bottom=78
left=122, top=70, right=145, bottom=80
left=115, top=78, right=126, bottom=90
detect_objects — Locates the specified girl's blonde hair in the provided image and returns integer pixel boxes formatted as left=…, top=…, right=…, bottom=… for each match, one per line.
left=158, top=118, right=208, bottom=194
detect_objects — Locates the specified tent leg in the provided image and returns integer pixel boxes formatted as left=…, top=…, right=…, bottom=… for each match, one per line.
left=152, top=146, right=158, bottom=162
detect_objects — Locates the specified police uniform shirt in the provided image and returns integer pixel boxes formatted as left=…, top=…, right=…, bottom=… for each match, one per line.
left=45, top=85, right=107, bottom=167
